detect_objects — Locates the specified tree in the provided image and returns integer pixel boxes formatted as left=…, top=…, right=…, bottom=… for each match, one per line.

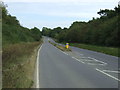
left=31, top=27, right=42, bottom=41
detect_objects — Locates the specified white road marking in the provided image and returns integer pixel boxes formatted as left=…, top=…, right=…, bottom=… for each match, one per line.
left=102, top=70, right=120, bottom=73
left=87, top=63, right=105, bottom=66
left=80, top=59, right=93, bottom=61
left=72, top=57, right=85, bottom=64
left=96, top=68, right=120, bottom=82
left=63, top=52, right=68, bottom=55
left=36, top=44, right=43, bottom=88
left=54, top=46, right=69, bottom=55
left=55, top=46, right=85, bottom=64
left=61, top=51, right=69, bottom=55
left=88, top=57, right=107, bottom=65
left=53, top=44, right=107, bottom=66
left=79, top=57, right=87, bottom=59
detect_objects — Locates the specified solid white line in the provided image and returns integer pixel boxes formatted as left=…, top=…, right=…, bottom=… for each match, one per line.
left=36, top=44, right=43, bottom=88
left=96, top=68, right=120, bottom=82
left=102, top=70, right=120, bottom=73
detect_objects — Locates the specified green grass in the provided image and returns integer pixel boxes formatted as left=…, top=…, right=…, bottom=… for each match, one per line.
left=49, top=41, right=71, bottom=52
left=70, top=43, right=119, bottom=57
left=2, top=41, right=42, bottom=88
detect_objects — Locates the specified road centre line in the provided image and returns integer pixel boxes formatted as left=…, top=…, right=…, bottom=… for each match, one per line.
left=36, top=44, right=43, bottom=88
left=96, top=68, right=120, bottom=82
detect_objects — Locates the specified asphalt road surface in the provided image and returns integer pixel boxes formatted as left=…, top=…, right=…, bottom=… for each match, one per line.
left=38, top=37, right=119, bottom=88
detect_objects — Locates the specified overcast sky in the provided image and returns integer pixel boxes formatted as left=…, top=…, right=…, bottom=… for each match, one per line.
left=3, top=0, right=119, bottom=30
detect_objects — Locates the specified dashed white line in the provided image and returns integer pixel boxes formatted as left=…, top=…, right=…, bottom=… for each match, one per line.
left=96, top=68, right=120, bottom=82
left=36, top=44, right=43, bottom=88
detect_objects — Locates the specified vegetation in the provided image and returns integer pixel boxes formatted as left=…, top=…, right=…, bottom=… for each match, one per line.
left=2, top=42, right=42, bottom=88
left=42, top=5, right=119, bottom=56
left=1, top=2, right=42, bottom=88
left=2, top=3, right=42, bottom=45
left=70, top=43, right=119, bottom=57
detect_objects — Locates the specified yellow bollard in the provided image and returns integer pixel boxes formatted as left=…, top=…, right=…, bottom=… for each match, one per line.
left=66, top=43, right=69, bottom=49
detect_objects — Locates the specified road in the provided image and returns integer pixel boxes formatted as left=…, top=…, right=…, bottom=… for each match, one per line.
left=38, top=37, right=119, bottom=88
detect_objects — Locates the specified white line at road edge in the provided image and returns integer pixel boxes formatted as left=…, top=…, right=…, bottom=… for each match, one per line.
left=96, top=68, right=120, bottom=82
left=36, top=44, right=43, bottom=88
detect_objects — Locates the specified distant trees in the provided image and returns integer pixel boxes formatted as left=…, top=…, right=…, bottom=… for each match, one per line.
left=31, top=27, right=42, bottom=41
left=42, top=5, right=119, bottom=47
left=97, top=9, right=115, bottom=17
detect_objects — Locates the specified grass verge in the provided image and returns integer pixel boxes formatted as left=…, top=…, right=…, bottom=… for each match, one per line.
left=2, top=41, right=42, bottom=88
left=49, top=41, right=71, bottom=52
left=70, top=43, right=119, bottom=57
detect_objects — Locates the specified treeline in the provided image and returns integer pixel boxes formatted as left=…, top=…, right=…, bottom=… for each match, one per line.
left=1, top=2, right=42, bottom=45
left=42, top=5, right=119, bottom=47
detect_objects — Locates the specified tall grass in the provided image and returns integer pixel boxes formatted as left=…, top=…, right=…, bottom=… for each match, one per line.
left=2, top=41, right=42, bottom=88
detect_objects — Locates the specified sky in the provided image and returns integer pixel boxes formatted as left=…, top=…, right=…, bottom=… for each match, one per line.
left=3, top=0, right=119, bottom=30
